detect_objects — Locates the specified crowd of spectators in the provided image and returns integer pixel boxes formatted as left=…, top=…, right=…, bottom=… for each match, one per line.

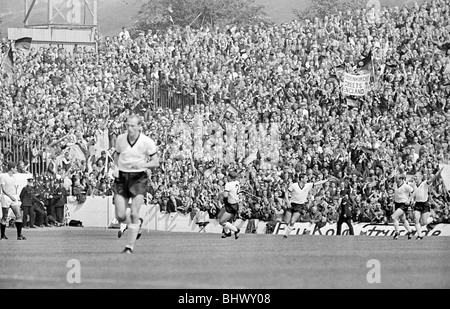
left=1, top=0, right=450, bottom=231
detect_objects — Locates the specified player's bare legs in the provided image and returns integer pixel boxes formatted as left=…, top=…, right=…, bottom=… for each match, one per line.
left=10, top=203, right=25, bottom=240
left=414, top=211, right=430, bottom=240
left=402, top=213, right=413, bottom=237
left=1, top=203, right=25, bottom=240
left=283, top=211, right=300, bottom=238
left=1, top=208, right=8, bottom=240
left=218, top=211, right=238, bottom=238
left=392, top=209, right=412, bottom=239
left=414, top=210, right=423, bottom=239
left=118, top=210, right=130, bottom=238
left=115, top=194, right=131, bottom=224
left=392, top=209, right=403, bottom=239
left=217, top=208, right=228, bottom=235
left=124, top=194, right=144, bottom=251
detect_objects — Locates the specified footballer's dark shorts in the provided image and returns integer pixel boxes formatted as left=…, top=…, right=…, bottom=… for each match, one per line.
left=225, top=203, right=239, bottom=215
left=414, top=202, right=430, bottom=214
left=287, top=202, right=307, bottom=213
left=394, top=202, right=408, bottom=212
left=113, top=171, right=148, bottom=199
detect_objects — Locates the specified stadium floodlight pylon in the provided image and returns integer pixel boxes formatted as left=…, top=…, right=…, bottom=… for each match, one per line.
left=23, top=0, right=97, bottom=29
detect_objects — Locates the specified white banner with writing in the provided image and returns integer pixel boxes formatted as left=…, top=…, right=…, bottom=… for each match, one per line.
left=272, top=222, right=450, bottom=237
left=342, top=73, right=370, bottom=96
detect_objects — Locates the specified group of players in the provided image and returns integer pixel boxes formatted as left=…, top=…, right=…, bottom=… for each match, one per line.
left=282, top=169, right=443, bottom=240
left=1, top=114, right=444, bottom=253
left=111, top=114, right=444, bottom=253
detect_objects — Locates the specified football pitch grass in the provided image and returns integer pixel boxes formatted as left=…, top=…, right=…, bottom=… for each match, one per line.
left=0, top=227, right=449, bottom=289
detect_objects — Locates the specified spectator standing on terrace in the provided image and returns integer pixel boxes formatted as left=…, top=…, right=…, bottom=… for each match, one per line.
left=310, top=205, right=327, bottom=235
left=265, top=202, right=285, bottom=234
left=61, top=152, right=72, bottom=172
left=17, top=160, right=29, bottom=173
left=119, top=27, right=131, bottom=41
left=96, top=150, right=109, bottom=167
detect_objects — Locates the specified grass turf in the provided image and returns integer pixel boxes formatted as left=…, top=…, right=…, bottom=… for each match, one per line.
left=0, top=227, right=449, bottom=289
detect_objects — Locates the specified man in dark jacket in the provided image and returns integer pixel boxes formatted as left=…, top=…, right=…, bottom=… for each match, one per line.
left=34, top=176, right=53, bottom=227
left=19, top=178, right=40, bottom=228
left=53, top=179, right=68, bottom=226
left=337, top=189, right=355, bottom=235
left=45, top=178, right=57, bottom=220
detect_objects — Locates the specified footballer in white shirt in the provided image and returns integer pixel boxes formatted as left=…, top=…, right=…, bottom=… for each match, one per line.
left=392, top=174, right=415, bottom=240
left=1, top=162, right=26, bottom=240
left=283, top=174, right=329, bottom=238
left=218, top=171, right=241, bottom=239
left=411, top=168, right=443, bottom=240
left=113, top=115, right=159, bottom=254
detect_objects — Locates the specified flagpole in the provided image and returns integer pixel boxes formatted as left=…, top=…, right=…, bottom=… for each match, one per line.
left=1, top=42, right=15, bottom=84
left=371, top=49, right=376, bottom=85
left=0, top=45, right=11, bottom=68
left=188, top=12, right=203, bottom=27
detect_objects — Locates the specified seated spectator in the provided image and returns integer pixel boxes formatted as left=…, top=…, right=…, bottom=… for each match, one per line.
left=61, top=152, right=72, bottom=172
left=359, top=206, right=374, bottom=223
left=352, top=207, right=362, bottom=223
left=194, top=206, right=210, bottom=232
left=371, top=203, right=387, bottom=224
left=310, top=205, right=327, bottom=234
left=245, top=203, right=264, bottom=234
left=441, top=208, right=450, bottom=224
left=159, top=196, right=171, bottom=213
left=298, top=208, right=311, bottom=223
left=167, top=194, right=181, bottom=213
left=72, top=177, right=87, bottom=204
left=98, top=180, right=113, bottom=197
left=326, top=205, right=339, bottom=224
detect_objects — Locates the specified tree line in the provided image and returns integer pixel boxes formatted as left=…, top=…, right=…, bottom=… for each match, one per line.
left=130, top=0, right=372, bottom=34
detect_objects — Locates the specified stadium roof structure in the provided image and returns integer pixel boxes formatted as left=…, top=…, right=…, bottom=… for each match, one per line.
left=8, top=27, right=95, bottom=44
left=7, top=27, right=97, bottom=52
left=23, top=0, right=97, bottom=29
left=7, top=1, right=98, bottom=51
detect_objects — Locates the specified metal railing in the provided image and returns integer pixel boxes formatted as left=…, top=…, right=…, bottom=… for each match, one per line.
left=152, top=83, right=209, bottom=111
left=0, top=131, right=47, bottom=175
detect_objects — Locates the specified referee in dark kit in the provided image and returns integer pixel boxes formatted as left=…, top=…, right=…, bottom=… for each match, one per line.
left=336, top=189, right=354, bottom=235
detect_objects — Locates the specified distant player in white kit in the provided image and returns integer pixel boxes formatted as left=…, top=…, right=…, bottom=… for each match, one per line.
left=113, top=114, right=159, bottom=254
left=283, top=174, right=329, bottom=238
left=218, top=171, right=241, bottom=239
left=392, top=174, right=415, bottom=240
left=1, top=162, right=26, bottom=240
left=412, top=168, right=443, bottom=240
